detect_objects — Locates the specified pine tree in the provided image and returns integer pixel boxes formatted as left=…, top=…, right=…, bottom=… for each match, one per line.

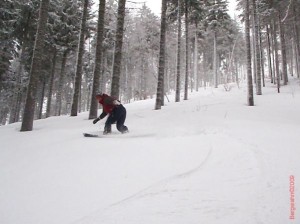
left=292, top=1, right=300, bottom=77
left=155, top=0, right=167, bottom=110
left=187, top=0, right=205, bottom=91
left=89, top=0, right=106, bottom=119
left=126, top=5, right=159, bottom=101
left=1, top=0, right=41, bottom=124
left=0, top=0, right=17, bottom=85
left=20, top=0, right=50, bottom=131
left=184, top=0, right=189, bottom=100
left=48, top=0, right=81, bottom=116
left=251, top=0, right=262, bottom=95
left=46, top=48, right=57, bottom=118
left=71, top=0, right=89, bottom=116
left=204, top=0, right=231, bottom=88
left=111, top=0, right=127, bottom=98
left=245, top=0, right=254, bottom=106
left=175, top=0, right=182, bottom=102
left=277, top=5, right=288, bottom=85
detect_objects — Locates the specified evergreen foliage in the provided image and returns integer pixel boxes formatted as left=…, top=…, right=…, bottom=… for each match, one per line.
left=0, top=0, right=299, bottom=128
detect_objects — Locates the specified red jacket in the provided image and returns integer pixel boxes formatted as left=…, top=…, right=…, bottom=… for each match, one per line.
left=98, top=94, right=119, bottom=119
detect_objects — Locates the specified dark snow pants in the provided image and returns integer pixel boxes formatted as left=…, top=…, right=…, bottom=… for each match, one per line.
left=105, top=105, right=128, bottom=133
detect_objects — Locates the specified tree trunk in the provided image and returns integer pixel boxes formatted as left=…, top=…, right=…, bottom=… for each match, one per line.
left=9, top=49, right=23, bottom=124
left=0, top=107, right=9, bottom=125
left=292, top=1, right=300, bottom=77
left=266, top=25, right=273, bottom=83
left=56, top=49, right=68, bottom=116
left=46, top=49, right=57, bottom=118
left=175, top=0, right=182, bottom=102
left=202, top=52, right=206, bottom=88
left=245, top=0, right=254, bottom=106
left=155, top=0, right=167, bottom=110
left=38, top=77, right=46, bottom=119
left=21, top=0, right=50, bottom=131
left=111, top=0, right=126, bottom=99
left=251, top=7, right=257, bottom=84
left=71, top=0, right=89, bottom=116
left=184, top=0, right=189, bottom=100
left=213, top=31, right=218, bottom=88
left=278, top=10, right=288, bottom=85
left=100, top=52, right=107, bottom=93
left=272, top=20, right=280, bottom=93
left=194, top=25, right=198, bottom=92
left=290, top=45, right=294, bottom=77
left=89, top=0, right=106, bottom=119
left=252, top=0, right=262, bottom=95
left=14, top=92, right=23, bottom=123
left=259, top=24, right=265, bottom=87
left=140, top=54, right=145, bottom=100
left=9, top=93, right=20, bottom=124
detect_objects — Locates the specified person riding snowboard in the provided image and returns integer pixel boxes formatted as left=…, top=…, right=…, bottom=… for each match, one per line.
left=93, top=93, right=129, bottom=135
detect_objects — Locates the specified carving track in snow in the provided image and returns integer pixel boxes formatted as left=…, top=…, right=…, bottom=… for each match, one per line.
left=71, top=145, right=213, bottom=224
left=110, top=146, right=213, bottom=207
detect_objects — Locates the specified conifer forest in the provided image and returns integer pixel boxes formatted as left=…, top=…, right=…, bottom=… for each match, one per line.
left=1, top=0, right=300, bottom=131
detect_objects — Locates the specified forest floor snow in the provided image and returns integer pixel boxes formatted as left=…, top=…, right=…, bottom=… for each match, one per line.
left=0, top=78, right=300, bottom=224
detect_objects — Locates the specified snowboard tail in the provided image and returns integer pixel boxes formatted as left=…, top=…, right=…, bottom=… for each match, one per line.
left=83, top=133, right=99, bottom=137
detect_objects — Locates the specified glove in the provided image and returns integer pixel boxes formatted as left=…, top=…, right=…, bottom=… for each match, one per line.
left=93, top=118, right=100, bottom=124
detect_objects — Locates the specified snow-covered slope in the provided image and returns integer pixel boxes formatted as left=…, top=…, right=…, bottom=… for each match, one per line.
left=1, top=79, right=299, bottom=224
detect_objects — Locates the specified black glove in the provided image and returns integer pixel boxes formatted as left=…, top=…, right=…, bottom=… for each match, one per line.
left=93, top=118, right=100, bottom=124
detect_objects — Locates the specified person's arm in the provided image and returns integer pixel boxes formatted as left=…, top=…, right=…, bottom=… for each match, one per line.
left=93, top=111, right=107, bottom=124
left=99, top=111, right=107, bottom=119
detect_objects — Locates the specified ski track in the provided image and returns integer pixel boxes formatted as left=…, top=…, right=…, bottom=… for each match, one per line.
left=71, top=145, right=213, bottom=224
left=110, top=146, right=213, bottom=207
left=72, top=133, right=263, bottom=224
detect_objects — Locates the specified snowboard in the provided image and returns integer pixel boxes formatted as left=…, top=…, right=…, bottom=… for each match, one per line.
left=83, top=133, right=100, bottom=137
left=83, top=132, right=128, bottom=138
left=83, top=132, right=155, bottom=138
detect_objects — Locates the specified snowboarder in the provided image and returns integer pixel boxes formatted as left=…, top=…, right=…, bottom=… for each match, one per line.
left=93, top=93, right=129, bottom=135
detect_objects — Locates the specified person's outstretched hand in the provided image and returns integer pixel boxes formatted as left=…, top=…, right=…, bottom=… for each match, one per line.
left=93, top=118, right=100, bottom=124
